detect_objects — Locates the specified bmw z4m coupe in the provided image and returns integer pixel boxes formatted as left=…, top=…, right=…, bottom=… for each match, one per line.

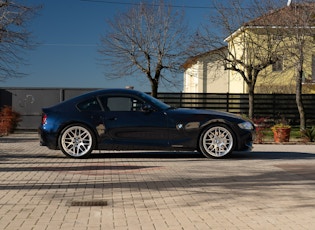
left=39, top=89, right=255, bottom=159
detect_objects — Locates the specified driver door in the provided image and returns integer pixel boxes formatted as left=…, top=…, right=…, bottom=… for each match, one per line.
left=99, top=95, right=169, bottom=149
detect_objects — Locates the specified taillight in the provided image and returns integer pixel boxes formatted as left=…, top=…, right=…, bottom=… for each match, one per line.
left=42, top=113, right=47, bottom=125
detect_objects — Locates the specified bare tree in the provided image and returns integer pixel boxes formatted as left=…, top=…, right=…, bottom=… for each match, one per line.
left=0, top=0, right=37, bottom=82
left=99, top=0, right=189, bottom=97
left=281, top=2, right=315, bottom=131
left=190, top=0, right=285, bottom=119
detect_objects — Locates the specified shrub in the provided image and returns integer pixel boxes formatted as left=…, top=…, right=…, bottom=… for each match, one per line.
left=0, top=106, right=21, bottom=136
left=252, top=117, right=269, bottom=144
left=301, top=127, right=315, bottom=142
left=271, top=123, right=291, bottom=132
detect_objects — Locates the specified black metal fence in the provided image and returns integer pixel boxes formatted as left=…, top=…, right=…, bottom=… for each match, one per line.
left=1, top=88, right=315, bottom=130
left=157, top=92, right=315, bottom=125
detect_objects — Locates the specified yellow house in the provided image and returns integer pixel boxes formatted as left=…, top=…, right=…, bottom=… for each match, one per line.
left=183, top=3, right=315, bottom=94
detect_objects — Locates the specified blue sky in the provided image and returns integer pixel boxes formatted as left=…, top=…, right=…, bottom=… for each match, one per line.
left=1, top=0, right=214, bottom=92
left=1, top=0, right=290, bottom=92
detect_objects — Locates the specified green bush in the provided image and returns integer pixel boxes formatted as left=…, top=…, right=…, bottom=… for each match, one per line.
left=301, top=127, right=315, bottom=142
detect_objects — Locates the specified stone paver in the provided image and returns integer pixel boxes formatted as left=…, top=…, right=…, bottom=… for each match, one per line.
left=1, top=133, right=315, bottom=230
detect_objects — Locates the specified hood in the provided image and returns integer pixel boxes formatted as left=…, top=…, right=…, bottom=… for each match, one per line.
left=170, top=108, right=244, bottom=119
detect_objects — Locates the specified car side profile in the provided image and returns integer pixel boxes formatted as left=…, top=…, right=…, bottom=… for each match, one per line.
left=39, top=89, right=255, bottom=159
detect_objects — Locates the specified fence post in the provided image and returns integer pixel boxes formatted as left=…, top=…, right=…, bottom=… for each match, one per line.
left=272, top=93, right=276, bottom=121
left=226, top=93, right=229, bottom=112
left=59, top=89, right=65, bottom=103
left=179, top=91, right=183, bottom=108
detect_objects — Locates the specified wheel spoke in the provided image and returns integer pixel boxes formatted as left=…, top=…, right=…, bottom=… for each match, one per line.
left=60, top=126, right=93, bottom=157
left=201, top=126, right=234, bottom=158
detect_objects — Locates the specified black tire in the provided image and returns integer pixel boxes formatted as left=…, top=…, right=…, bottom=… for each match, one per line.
left=58, top=124, right=95, bottom=158
left=199, top=123, right=235, bottom=158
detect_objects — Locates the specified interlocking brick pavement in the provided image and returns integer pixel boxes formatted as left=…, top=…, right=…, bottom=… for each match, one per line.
left=1, top=133, right=315, bottom=230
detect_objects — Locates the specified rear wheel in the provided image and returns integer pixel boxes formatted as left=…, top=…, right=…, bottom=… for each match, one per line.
left=199, top=123, right=235, bottom=158
left=59, top=124, right=95, bottom=158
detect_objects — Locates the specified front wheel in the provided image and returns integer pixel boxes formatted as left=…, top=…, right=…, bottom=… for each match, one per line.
left=59, top=124, right=95, bottom=158
left=199, top=124, right=235, bottom=158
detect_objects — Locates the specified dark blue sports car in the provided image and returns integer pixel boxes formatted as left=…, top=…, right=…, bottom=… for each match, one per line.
left=39, top=89, right=254, bottom=159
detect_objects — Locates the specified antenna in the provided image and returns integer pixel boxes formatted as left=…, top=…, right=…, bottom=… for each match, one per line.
left=287, top=0, right=292, bottom=6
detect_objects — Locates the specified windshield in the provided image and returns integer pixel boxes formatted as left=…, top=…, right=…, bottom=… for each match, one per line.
left=139, top=92, right=171, bottom=110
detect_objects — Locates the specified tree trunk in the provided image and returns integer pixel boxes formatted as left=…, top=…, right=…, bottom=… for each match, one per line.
left=248, top=85, right=254, bottom=119
left=296, top=69, right=306, bottom=131
left=151, top=79, right=159, bottom=98
left=295, top=41, right=306, bottom=131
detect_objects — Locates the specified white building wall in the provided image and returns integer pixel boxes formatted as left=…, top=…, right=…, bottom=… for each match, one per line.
left=183, top=51, right=230, bottom=93
left=228, top=72, right=246, bottom=93
left=183, top=62, right=199, bottom=93
left=205, top=59, right=229, bottom=93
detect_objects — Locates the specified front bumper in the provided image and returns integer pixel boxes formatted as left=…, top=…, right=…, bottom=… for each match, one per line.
left=237, top=130, right=255, bottom=152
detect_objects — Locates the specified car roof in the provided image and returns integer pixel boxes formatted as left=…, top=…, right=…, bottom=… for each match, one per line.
left=75, top=88, right=144, bottom=100
left=85, top=88, right=141, bottom=96
left=45, top=88, right=145, bottom=110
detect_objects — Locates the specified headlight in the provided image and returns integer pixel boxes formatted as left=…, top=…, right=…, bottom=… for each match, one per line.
left=238, top=121, right=254, bottom=130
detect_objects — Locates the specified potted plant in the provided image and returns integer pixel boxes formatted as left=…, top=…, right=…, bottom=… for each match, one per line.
left=271, top=123, right=291, bottom=143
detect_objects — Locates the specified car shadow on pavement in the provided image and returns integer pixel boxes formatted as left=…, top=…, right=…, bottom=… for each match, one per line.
left=90, top=151, right=204, bottom=159
left=1, top=148, right=314, bottom=161
left=89, top=150, right=315, bottom=160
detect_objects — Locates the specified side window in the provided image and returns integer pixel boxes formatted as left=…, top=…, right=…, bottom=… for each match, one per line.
left=108, top=97, right=131, bottom=111
left=100, top=96, right=144, bottom=112
left=77, top=98, right=102, bottom=111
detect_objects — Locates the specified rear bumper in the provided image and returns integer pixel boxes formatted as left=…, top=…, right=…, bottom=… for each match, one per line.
left=38, top=127, right=58, bottom=150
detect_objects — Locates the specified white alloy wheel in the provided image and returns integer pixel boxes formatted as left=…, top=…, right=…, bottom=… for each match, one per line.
left=199, top=124, right=234, bottom=158
left=59, top=125, right=94, bottom=158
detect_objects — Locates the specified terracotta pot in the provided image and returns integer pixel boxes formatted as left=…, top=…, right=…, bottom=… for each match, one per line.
left=273, top=127, right=291, bottom=143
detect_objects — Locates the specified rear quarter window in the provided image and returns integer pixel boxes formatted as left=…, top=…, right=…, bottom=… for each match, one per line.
left=77, top=98, right=102, bottom=111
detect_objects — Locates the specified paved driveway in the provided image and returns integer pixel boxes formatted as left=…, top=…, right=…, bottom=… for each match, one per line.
left=1, top=133, right=315, bottom=230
